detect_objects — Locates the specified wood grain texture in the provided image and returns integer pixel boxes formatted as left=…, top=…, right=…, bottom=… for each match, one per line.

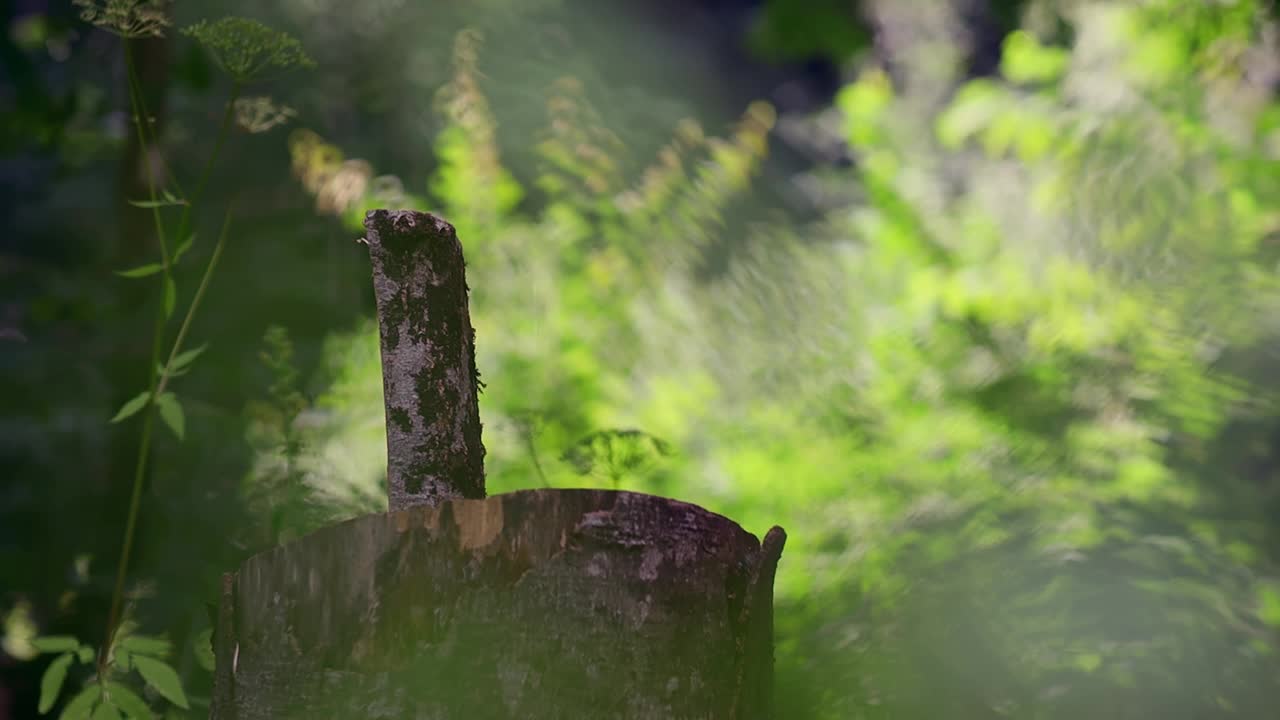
left=212, top=489, right=785, bottom=719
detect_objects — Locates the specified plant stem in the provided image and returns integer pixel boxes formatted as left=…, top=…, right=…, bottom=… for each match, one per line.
left=123, top=40, right=185, bottom=200
left=102, top=41, right=168, bottom=677
left=174, top=82, right=241, bottom=250
left=100, top=67, right=241, bottom=676
left=156, top=207, right=233, bottom=399
left=124, top=42, right=170, bottom=268
left=100, top=405, right=154, bottom=677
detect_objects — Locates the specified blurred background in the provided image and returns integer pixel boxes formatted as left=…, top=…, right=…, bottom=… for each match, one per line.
left=4, top=0, right=1280, bottom=717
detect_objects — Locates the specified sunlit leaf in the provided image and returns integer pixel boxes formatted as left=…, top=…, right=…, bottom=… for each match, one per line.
left=109, top=391, right=151, bottom=424
left=1074, top=652, right=1103, bottom=673
left=1258, top=584, right=1280, bottom=627
left=154, top=393, right=185, bottom=441
left=39, top=653, right=74, bottom=713
left=1001, top=30, right=1069, bottom=84
left=936, top=81, right=1006, bottom=149
left=132, top=656, right=189, bottom=709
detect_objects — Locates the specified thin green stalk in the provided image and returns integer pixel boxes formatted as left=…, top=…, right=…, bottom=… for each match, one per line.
left=99, top=207, right=233, bottom=675
left=157, top=207, right=233, bottom=399
left=101, top=60, right=241, bottom=674
left=100, top=402, right=154, bottom=677
left=124, top=42, right=170, bottom=268
left=102, top=45, right=170, bottom=674
left=123, top=39, right=186, bottom=202
left=174, top=82, right=241, bottom=250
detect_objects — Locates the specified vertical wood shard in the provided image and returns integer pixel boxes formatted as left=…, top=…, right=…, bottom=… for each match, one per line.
left=364, top=209, right=486, bottom=510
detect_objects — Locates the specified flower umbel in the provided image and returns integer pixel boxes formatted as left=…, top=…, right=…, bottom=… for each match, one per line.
left=73, top=0, right=171, bottom=39
left=183, top=17, right=315, bottom=84
left=233, top=96, right=297, bottom=134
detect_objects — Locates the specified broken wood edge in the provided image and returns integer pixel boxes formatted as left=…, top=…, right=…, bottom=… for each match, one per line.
left=733, top=525, right=787, bottom=719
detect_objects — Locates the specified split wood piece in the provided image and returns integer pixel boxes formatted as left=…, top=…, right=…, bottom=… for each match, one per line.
left=363, top=209, right=486, bottom=510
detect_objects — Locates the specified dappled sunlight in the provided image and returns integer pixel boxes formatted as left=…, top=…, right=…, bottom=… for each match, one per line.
left=262, top=2, right=1280, bottom=712
left=8, top=0, right=1280, bottom=717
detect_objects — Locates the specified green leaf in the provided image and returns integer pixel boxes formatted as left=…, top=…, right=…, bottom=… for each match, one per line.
left=1258, top=583, right=1280, bottom=627
left=39, top=653, right=74, bottom=713
left=936, top=81, right=1005, bottom=149
left=91, top=700, right=122, bottom=720
left=126, top=201, right=174, bottom=209
left=162, top=277, right=176, bottom=320
left=154, top=393, right=185, bottom=441
left=1074, top=652, right=1103, bottom=673
left=110, top=392, right=152, bottom=424
left=192, top=629, right=215, bottom=672
left=76, top=646, right=95, bottom=665
left=118, top=635, right=171, bottom=659
left=115, top=264, right=164, bottom=279
left=1001, top=30, right=1069, bottom=84
left=32, top=636, right=82, bottom=653
left=103, top=683, right=152, bottom=720
left=156, top=363, right=189, bottom=379
left=173, top=234, right=195, bottom=265
left=169, top=345, right=207, bottom=372
left=132, top=656, right=189, bottom=709
left=127, top=197, right=185, bottom=209
left=59, top=683, right=102, bottom=720
left=115, top=648, right=132, bottom=672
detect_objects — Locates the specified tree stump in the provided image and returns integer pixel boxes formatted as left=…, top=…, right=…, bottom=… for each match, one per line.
left=209, top=210, right=786, bottom=719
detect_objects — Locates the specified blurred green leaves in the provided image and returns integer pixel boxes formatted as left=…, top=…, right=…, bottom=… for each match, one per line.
left=1001, top=30, right=1069, bottom=84
left=244, top=3, right=1280, bottom=715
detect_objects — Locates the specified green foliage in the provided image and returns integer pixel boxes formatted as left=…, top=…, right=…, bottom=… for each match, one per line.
left=31, top=8, right=310, bottom=718
left=109, top=391, right=151, bottom=424
left=561, top=429, right=673, bottom=489
left=154, top=393, right=184, bottom=440
left=747, top=0, right=872, bottom=62
left=427, top=29, right=524, bottom=238
left=270, top=8, right=1280, bottom=714
left=29, top=624, right=188, bottom=718
left=130, top=656, right=188, bottom=710
left=39, top=653, right=73, bottom=713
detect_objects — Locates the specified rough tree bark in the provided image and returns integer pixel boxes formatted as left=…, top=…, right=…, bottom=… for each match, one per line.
left=364, top=209, right=486, bottom=510
left=210, top=210, right=786, bottom=719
